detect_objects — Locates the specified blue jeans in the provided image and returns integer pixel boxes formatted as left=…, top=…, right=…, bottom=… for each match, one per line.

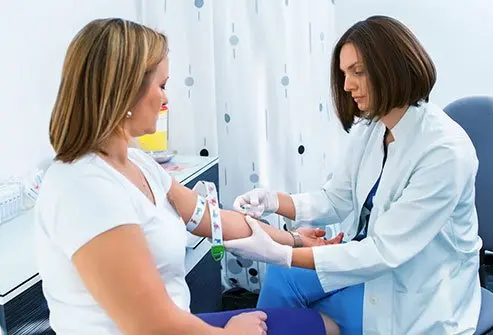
left=257, top=265, right=364, bottom=335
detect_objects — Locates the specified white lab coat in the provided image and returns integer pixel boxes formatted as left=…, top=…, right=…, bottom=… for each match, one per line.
left=291, top=102, right=482, bottom=334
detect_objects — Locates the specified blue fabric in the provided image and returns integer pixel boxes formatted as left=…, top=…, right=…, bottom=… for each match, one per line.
left=355, top=176, right=380, bottom=241
left=354, top=137, right=388, bottom=241
left=197, top=307, right=326, bottom=334
left=476, top=288, right=493, bottom=334
left=257, top=265, right=364, bottom=335
left=444, top=96, right=493, bottom=250
left=444, top=96, right=493, bottom=333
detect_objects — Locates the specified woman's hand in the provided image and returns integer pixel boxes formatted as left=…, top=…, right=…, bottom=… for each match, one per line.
left=296, top=228, right=344, bottom=247
left=224, top=311, right=268, bottom=335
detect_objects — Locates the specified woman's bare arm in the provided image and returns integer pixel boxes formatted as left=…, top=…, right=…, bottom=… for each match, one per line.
left=72, top=224, right=226, bottom=334
left=167, top=179, right=296, bottom=246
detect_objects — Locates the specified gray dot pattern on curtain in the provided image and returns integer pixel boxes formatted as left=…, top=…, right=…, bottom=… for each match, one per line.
left=154, top=0, right=341, bottom=293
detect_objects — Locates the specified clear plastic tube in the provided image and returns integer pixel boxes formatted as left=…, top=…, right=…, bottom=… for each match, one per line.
left=0, top=182, right=23, bottom=225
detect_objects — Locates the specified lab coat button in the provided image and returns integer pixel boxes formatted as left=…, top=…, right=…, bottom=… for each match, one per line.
left=370, top=296, right=378, bottom=305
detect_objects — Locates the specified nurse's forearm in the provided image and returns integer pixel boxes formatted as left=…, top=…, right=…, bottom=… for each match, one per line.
left=276, top=192, right=296, bottom=220
left=291, top=247, right=316, bottom=270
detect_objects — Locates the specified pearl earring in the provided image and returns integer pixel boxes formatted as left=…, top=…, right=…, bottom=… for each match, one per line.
left=126, top=111, right=132, bottom=119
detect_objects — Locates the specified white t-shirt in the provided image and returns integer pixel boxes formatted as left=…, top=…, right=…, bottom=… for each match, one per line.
left=35, top=148, right=190, bottom=334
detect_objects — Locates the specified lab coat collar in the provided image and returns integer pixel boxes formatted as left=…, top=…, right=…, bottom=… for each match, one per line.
left=384, top=103, right=424, bottom=142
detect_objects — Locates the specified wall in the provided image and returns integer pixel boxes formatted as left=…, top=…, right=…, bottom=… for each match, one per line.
left=0, top=0, right=141, bottom=181
left=3, top=1, right=493, bottom=181
left=335, top=0, right=493, bottom=108
left=141, top=0, right=219, bottom=157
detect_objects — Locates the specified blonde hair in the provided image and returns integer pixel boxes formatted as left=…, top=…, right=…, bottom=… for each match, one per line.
left=50, top=18, right=168, bottom=162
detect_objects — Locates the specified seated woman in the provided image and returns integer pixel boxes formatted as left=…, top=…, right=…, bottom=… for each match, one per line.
left=35, top=18, right=341, bottom=335
left=231, top=15, right=482, bottom=335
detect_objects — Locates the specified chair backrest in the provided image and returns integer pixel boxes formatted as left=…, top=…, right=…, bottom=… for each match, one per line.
left=444, top=96, right=493, bottom=250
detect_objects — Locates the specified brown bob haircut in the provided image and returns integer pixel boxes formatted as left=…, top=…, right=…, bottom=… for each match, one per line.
left=331, top=15, right=436, bottom=132
left=50, top=18, right=168, bottom=163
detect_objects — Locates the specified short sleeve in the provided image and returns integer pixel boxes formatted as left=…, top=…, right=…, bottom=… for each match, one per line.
left=52, top=175, right=140, bottom=259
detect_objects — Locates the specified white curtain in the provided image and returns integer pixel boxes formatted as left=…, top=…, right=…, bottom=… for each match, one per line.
left=142, top=0, right=344, bottom=292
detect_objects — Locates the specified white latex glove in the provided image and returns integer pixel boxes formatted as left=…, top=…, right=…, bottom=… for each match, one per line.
left=232, top=189, right=279, bottom=219
left=224, top=216, right=292, bottom=267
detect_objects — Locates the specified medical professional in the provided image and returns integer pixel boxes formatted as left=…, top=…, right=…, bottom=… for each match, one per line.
left=35, top=18, right=342, bottom=335
left=228, top=15, right=482, bottom=334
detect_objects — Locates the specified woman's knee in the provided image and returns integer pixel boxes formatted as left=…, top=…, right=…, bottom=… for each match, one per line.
left=257, top=265, right=325, bottom=308
left=257, top=265, right=301, bottom=308
left=263, top=264, right=318, bottom=284
left=258, top=264, right=297, bottom=296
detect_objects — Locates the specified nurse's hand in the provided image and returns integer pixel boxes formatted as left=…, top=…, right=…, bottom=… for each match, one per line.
left=233, top=189, right=279, bottom=218
left=297, top=228, right=344, bottom=247
left=224, top=311, right=268, bottom=335
left=224, top=216, right=292, bottom=267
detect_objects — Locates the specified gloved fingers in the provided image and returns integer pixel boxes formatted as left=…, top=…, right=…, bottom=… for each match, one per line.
left=249, top=193, right=260, bottom=207
left=244, top=215, right=262, bottom=232
left=233, top=196, right=247, bottom=213
left=244, top=204, right=264, bottom=219
left=223, top=239, right=242, bottom=249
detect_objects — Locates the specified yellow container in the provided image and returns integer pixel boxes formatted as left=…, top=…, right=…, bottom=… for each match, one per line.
left=138, top=105, right=168, bottom=151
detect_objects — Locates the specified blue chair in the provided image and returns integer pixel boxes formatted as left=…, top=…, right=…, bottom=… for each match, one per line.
left=444, top=96, right=493, bottom=334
